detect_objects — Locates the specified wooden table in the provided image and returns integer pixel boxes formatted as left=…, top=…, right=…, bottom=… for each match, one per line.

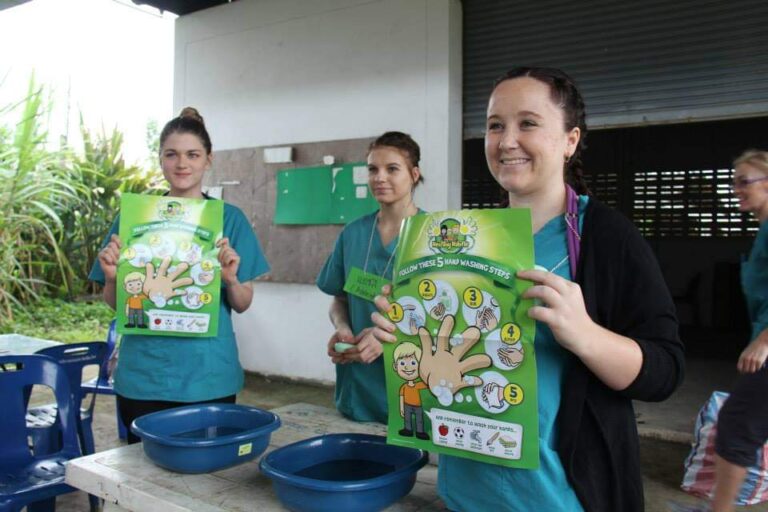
left=65, top=403, right=445, bottom=512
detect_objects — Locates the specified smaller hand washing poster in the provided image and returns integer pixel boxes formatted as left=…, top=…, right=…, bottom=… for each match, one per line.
left=383, top=209, right=539, bottom=468
left=116, top=193, right=223, bottom=337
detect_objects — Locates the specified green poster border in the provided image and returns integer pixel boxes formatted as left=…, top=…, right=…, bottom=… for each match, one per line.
left=116, top=193, right=223, bottom=338
left=383, top=209, right=540, bottom=468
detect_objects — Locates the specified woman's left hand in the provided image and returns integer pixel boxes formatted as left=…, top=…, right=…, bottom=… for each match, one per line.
left=216, top=237, right=240, bottom=285
left=340, top=327, right=383, bottom=364
left=518, top=269, right=598, bottom=356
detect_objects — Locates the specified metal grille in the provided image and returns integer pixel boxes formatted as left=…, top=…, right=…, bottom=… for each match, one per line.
left=632, top=168, right=756, bottom=238
left=462, top=174, right=503, bottom=209
left=584, top=172, right=619, bottom=209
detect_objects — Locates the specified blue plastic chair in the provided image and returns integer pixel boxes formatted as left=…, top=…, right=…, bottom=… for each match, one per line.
left=25, top=342, right=106, bottom=512
left=0, top=355, right=81, bottom=511
left=79, top=320, right=127, bottom=440
left=26, top=341, right=107, bottom=455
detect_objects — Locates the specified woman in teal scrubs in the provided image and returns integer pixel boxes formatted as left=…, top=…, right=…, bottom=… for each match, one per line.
left=317, top=131, right=424, bottom=423
left=369, top=68, right=683, bottom=511
left=703, top=150, right=768, bottom=512
left=90, top=107, right=269, bottom=443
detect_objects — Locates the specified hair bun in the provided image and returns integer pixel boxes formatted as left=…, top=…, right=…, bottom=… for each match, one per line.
left=179, top=106, right=204, bottom=124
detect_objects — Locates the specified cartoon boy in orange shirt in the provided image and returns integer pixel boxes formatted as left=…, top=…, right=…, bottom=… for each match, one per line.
left=394, top=342, right=429, bottom=440
left=124, top=272, right=148, bottom=328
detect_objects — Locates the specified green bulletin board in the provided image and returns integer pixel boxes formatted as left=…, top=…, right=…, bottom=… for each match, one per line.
left=275, top=163, right=379, bottom=224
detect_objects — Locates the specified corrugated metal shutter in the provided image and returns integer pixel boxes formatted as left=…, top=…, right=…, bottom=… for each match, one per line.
left=463, top=0, right=768, bottom=138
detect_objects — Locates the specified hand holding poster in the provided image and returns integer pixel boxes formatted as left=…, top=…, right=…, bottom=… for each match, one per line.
left=116, top=193, right=223, bottom=337
left=383, top=209, right=539, bottom=468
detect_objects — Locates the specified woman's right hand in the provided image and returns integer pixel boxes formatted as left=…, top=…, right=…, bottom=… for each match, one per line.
left=98, top=234, right=122, bottom=282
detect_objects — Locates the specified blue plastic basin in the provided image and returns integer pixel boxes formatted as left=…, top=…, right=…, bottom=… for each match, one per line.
left=131, top=403, right=280, bottom=473
left=259, top=433, right=428, bottom=512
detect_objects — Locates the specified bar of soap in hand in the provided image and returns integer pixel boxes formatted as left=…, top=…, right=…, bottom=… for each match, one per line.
left=334, top=342, right=355, bottom=353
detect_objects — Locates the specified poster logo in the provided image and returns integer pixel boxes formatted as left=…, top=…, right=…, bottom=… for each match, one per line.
left=428, top=217, right=477, bottom=254
left=158, top=200, right=187, bottom=221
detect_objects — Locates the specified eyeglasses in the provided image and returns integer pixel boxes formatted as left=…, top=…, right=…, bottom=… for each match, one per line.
left=732, top=176, right=768, bottom=190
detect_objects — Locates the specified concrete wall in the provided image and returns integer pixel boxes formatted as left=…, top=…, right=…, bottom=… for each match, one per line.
left=174, top=0, right=462, bottom=382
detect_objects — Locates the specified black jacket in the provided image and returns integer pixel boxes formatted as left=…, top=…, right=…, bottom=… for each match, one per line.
left=558, top=199, right=685, bottom=512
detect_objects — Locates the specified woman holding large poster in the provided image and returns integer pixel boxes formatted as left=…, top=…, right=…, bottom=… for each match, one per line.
left=90, top=108, right=269, bottom=443
left=316, top=131, right=424, bottom=423
left=371, top=68, right=684, bottom=511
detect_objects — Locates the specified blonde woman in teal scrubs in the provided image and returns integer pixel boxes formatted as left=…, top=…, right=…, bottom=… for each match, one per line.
left=91, top=108, right=269, bottom=443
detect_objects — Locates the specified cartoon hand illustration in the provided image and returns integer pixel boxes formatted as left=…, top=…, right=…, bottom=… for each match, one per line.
left=417, top=315, right=491, bottom=406
left=143, top=257, right=193, bottom=307
left=430, top=302, right=446, bottom=319
left=408, top=315, right=417, bottom=335
left=476, top=306, right=499, bottom=331
left=498, top=346, right=524, bottom=367
left=481, top=382, right=504, bottom=409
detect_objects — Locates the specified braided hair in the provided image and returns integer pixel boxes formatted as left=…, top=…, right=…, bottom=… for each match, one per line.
left=492, top=67, right=590, bottom=195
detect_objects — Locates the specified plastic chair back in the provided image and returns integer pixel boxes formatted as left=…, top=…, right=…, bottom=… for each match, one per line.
left=36, top=341, right=108, bottom=413
left=99, top=319, right=118, bottom=387
left=79, top=320, right=128, bottom=440
left=27, top=342, right=106, bottom=459
left=0, top=355, right=80, bottom=482
left=81, top=320, right=117, bottom=393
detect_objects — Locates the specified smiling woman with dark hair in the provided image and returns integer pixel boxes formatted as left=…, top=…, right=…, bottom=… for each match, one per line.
left=370, top=68, right=684, bottom=511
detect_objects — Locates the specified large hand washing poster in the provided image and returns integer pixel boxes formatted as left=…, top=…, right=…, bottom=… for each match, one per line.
left=116, top=193, right=223, bottom=337
left=383, top=209, right=540, bottom=468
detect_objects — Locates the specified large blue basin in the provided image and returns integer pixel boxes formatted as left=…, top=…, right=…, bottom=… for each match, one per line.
left=131, top=403, right=280, bottom=473
left=259, top=433, right=428, bottom=512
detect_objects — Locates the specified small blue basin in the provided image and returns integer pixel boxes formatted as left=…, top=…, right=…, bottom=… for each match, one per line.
left=259, top=433, right=428, bottom=512
left=131, top=403, right=280, bottom=473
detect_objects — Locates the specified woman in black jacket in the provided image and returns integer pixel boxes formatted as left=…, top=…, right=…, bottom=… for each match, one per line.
left=371, top=66, right=684, bottom=511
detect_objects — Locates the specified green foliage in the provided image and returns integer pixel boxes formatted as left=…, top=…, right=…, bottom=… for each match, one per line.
left=0, top=298, right=113, bottom=343
left=59, top=119, right=163, bottom=295
left=0, top=75, right=163, bottom=312
left=0, top=76, right=88, bottom=317
left=145, top=118, right=160, bottom=170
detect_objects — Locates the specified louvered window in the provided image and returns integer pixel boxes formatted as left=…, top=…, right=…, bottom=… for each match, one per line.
left=584, top=172, right=619, bottom=209
left=632, top=168, right=756, bottom=238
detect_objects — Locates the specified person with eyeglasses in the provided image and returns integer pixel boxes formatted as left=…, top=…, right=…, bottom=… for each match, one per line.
left=689, top=150, right=768, bottom=512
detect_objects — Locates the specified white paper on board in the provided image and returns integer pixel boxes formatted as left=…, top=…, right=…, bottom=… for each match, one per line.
left=353, top=165, right=368, bottom=185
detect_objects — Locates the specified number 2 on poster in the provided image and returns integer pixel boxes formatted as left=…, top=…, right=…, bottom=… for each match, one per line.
left=418, top=279, right=436, bottom=300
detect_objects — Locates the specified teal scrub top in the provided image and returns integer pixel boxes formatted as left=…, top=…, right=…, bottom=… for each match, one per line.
left=316, top=210, right=406, bottom=423
left=742, top=220, right=768, bottom=341
left=438, top=197, right=589, bottom=512
left=89, top=202, right=269, bottom=402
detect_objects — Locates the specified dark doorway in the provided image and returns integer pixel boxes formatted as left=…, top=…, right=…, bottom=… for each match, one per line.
left=463, top=116, right=768, bottom=358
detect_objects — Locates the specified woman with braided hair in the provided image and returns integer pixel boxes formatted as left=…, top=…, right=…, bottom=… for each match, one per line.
left=370, top=67, right=684, bottom=511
